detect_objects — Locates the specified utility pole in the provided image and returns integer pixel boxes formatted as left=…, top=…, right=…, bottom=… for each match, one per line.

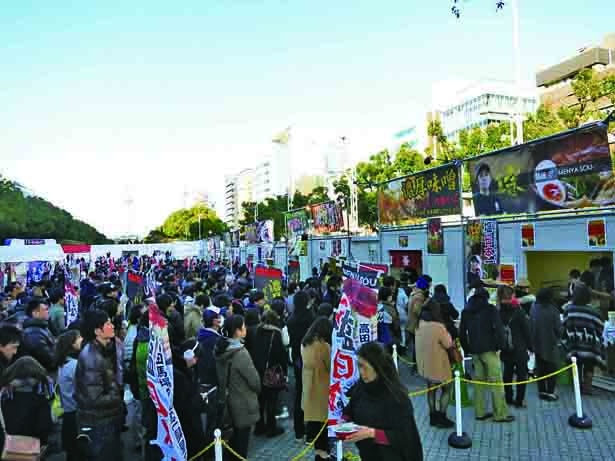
left=511, top=0, right=524, bottom=145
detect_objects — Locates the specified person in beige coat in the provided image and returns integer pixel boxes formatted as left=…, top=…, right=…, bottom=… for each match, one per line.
left=301, top=317, right=332, bottom=461
left=415, top=299, right=454, bottom=429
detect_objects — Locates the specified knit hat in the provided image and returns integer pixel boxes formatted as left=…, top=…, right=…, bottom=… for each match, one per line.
left=416, top=276, right=430, bottom=290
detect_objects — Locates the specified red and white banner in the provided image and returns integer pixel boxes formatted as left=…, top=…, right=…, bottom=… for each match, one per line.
left=147, top=303, right=187, bottom=461
left=328, top=264, right=379, bottom=433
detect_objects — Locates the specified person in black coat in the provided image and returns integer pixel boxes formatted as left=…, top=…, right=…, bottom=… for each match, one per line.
left=173, top=340, right=205, bottom=461
left=499, top=296, right=533, bottom=407
left=343, top=342, right=423, bottom=461
left=432, top=285, right=459, bottom=340
left=0, top=356, right=53, bottom=449
left=286, top=291, right=315, bottom=440
left=20, top=297, right=56, bottom=373
left=252, top=310, right=287, bottom=437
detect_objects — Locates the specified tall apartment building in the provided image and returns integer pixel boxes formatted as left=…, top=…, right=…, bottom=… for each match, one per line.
left=536, top=33, right=615, bottom=113
left=432, top=80, right=538, bottom=142
left=224, top=168, right=255, bottom=229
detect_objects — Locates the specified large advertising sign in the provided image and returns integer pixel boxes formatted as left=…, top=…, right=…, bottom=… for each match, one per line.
left=310, top=202, right=344, bottom=234
left=286, top=209, right=310, bottom=257
left=467, top=123, right=613, bottom=217
left=285, top=209, right=310, bottom=236
left=328, top=264, right=379, bottom=433
left=244, top=220, right=274, bottom=244
left=377, top=163, right=461, bottom=226
left=254, top=266, right=283, bottom=305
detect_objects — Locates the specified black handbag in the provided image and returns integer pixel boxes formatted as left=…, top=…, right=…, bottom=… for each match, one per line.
left=262, top=331, right=286, bottom=390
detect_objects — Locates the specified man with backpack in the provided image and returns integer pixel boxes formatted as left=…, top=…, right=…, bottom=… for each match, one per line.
left=459, top=282, right=514, bottom=423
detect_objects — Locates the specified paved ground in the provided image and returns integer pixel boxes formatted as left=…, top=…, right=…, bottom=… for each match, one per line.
left=48, top=360, right=615, bottom=460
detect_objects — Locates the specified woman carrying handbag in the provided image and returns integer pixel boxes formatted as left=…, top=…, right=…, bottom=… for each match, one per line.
left=253, top=310, right=288, bottom=438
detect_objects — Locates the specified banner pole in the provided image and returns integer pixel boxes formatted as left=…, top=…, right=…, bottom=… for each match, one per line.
left=393, top=344, right=399, bottom=371
left=569, top=357, right=592, bottom=429
left=214, top=429, right=223, bottom=461
left=336, top=440, right=343, bottom=461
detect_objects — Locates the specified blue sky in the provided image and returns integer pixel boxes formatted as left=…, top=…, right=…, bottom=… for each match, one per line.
left=1, top=1, right=613, bottom=237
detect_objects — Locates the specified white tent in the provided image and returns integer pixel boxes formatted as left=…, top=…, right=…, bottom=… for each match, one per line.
left=0, top=244, right=65, bottom=263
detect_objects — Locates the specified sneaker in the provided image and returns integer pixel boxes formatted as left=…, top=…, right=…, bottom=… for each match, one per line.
left=429, top=412, right=439, bottom=427
left=546, top=393, right=559, bottom=401
left=267, top=427, right=285, bottom=438
left=475, top=413, right=493, bottom=421
left=494, top=415, right=515, bottom=423
left=538, top=392, right=550, bottom=401
left=276, top=406, right=290, bottom=419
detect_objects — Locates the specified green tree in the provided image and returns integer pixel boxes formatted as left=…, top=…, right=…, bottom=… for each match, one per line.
left=307, top=186, right=330, bottom=205
left=147, top=203, right=227, bottom=241
left=0, top=175, right=110, bottom=244
left=523, top=104, right=567, bottom=141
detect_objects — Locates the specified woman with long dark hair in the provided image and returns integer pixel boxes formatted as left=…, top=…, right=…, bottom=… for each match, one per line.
left=301, top=317, right=333, bottom=460
left=56, top=330, right=83, bottom=461
left=252, top=310, right=287, bottom=437
left=343, top=342, right=423, bottom=461
left=286, top=291, right=315, bottom=441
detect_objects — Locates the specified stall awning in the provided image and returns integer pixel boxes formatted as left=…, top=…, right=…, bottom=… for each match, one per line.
left=62, top=244, right=91, bottom=254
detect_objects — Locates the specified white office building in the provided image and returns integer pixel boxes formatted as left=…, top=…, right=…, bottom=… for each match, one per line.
left=224, top=168, right=255, bottom=228
left=433, top=80, right=538, bottom=141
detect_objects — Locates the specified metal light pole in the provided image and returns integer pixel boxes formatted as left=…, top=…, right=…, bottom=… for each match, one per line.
left=511, top=0, right=524, bottom=145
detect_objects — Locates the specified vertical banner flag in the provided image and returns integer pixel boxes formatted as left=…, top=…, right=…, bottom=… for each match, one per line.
left=143, top=269, right=156, bottom=299
left=64, top=282, right=79, bottom=327
left=481, top=220, right=499, bottom=265
left=126, top=271, right=144, bottom=300
left=328, top=264, right=379, bottom=433
left=147, top=303, right=187, bottom=461
left=254, top=266, right=283, bottom=305
left=465, top=220, right=499, bottom=290
left=427, top=218, right=444, bottom=254
left=587, top=218, right=607, bottom=247
left=521, top=223, right=535, bottom=248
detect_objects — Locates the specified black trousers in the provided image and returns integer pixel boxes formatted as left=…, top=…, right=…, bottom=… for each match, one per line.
left=292, top=362, right=305, bottom=439
left=502, top=358, right=528, bottom=404
left=227, top=426, right=251, bottom=461
left=535, top=356, right=558, bottom=394
left=258, top=388, right=280, bottom=433
left=305, top=421, right=329, bottom=453
left=62, top=411, right=79, bottom=461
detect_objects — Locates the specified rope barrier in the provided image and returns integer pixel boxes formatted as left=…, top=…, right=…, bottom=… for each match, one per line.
left=188, top=440, right=216, bottom=461
left=290, top=421, right=328, bottom=461
left=460, top=363, right=574, bottom=387
left=181, top=362, right=577, bottom=460
left=221, top=439, right=249, bottom=461
left=408, top=378, right=454, bottom=397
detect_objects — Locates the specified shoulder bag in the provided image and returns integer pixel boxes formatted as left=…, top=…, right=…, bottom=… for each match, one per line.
left=0, top=393, right=41, bottom=461
left=262, top=331, right=286, bottom=390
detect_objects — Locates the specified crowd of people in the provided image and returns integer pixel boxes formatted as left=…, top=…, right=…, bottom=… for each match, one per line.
left=0, top=252, right=612, bottom=461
